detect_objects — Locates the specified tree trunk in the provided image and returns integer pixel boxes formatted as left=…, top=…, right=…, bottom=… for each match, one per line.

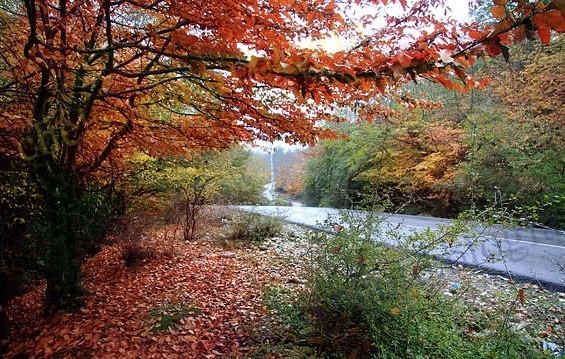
left=0, top=279, right=9, bottom=354
left=31, top=158, right=84, bottom=313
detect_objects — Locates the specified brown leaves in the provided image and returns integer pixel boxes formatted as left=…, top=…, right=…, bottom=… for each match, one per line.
left=518, top=288, right=526, bottom=305
left=6, top=229, right=270, bottom=358
left=490, top=5, right=507, bottom=19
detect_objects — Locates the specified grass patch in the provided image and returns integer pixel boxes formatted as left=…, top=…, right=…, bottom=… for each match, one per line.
left=149, top=304, right=201, bottom=333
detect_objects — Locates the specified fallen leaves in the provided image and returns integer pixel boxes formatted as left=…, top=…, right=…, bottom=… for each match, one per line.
left=6, top=228, right=271, bottom=358
left=518, top=288, right=526, bottom=305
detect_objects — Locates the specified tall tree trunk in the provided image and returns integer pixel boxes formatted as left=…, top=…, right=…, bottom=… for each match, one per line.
left=31, top=158, right=83, bottom=312
left=0, top=277, right=9, bottom=354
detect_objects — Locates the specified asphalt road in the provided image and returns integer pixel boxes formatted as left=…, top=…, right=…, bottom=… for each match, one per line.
left=238, top=206, right=565, bottom=291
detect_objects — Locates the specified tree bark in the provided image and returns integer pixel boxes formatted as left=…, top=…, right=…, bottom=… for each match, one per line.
left=31, top=157, right=84, bottom=312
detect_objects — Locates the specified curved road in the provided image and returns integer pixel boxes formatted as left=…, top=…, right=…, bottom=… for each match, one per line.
left=238, top=206, right=565, bottom=291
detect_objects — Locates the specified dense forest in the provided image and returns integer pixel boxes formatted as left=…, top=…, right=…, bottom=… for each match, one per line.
left=301, top=36, right=564, bottom=229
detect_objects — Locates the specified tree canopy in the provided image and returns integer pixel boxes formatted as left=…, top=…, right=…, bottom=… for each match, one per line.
left=0, top=0, right=563, bottom=181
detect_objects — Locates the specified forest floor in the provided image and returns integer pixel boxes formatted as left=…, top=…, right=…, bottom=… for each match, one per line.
left=5, top=208, right=565, bottom=358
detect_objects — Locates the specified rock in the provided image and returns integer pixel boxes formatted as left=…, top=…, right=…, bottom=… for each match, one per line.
left=511, top=321, right=529, bottom=331
left=542, top=341, right=562, bottom=356
left=520, top=333, right=535, bottom=344
left=218, top=251, right=235, bottom=258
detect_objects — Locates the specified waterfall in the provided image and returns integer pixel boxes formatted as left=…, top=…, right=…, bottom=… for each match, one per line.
left=262, top=146, right=275, bottom=201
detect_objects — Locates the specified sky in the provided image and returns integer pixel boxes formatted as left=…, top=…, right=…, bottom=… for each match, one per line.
left=300, top=0, right=472, bottom=53
left=446, top=0, right=472, bottom=21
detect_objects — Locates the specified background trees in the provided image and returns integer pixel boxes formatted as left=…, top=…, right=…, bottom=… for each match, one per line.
left=302, top=34, right=565, bottom=227
left=126, top=145, right=266, bottom=240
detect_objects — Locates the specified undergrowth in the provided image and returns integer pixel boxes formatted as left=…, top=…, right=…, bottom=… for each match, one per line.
left=261, top=210, right=552, bottom=358
left=148, top=304, right=201, bottom=333
left=225, top=212, right=284, bottom=242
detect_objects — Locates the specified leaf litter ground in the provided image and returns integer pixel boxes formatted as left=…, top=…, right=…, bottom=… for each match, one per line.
left=7, top=210, right=270, bottom=358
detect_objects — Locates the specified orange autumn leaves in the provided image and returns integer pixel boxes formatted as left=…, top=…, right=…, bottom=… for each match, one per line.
left=465, top=1, right=564, bottom=61
left=0, top=0, right=564, bottom=183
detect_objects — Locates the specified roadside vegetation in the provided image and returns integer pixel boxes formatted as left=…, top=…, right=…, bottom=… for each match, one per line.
left=302, top=37, right=565, bottom=229
left=254, top=210, right=563, bottom=358
left=4, top=207, right=563, bottom=358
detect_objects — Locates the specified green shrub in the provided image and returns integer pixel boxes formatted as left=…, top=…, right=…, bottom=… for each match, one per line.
left=263, top=286, right=310, bottom=335
left=149, top=304, right=201, bottom=333
left=273, top=197, right=292, bottom=207
left=76, top=187, right=126, bottom=254
left=28, top=186, right=125, bottom=262
left=266, top=211, right=550, bottom=358
left=225, top=212, right=284, bottom=242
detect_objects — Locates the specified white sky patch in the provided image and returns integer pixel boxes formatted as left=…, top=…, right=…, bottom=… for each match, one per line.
left=299, top=0, right=471, bottom=53
left=249, top=140, right=306, bottom=153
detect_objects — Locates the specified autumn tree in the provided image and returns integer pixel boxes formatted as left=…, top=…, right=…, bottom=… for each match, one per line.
left=126, top=145, right=265, bottom=240
left=274, top=149, right=307, bottom=198
left=454, top=35, right=565, bottom=227
left=0, top=0, right=563, bottom=311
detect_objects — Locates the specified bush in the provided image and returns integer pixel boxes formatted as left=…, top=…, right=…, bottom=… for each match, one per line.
left=117, top=220, right=176, bottom=268
left=266, top=211, right=550, bottom=358
left=121, top=239, right=153, bottom=268
left=76, top=186, right=126, bottom=254
left=273, top=197, right=292, bottom=207
left=1, top=167, right=43, bottom=347
left=225, top=212, right=284, bottom=242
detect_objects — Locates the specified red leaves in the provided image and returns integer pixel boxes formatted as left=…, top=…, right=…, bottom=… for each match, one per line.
left=453, top=67, right=468, bottom=83
left=485, top=39, right=503, bottom=57
left=534, top=11, right=564, bottom=32
left=518, top=288, right=526, bottom=305
left=277, top=0, right=295, bottom=7
left=533, top=11, right=565, bottom=45
left=468, top=29, right=484, bottom=41
left=324, top=2, right=338, bottom=11
left=2, top=0, right=565, bottom=209
left=537, top=26, right=551, bottom=45
left=396, top=52, right=413, bottom=68
left=490, top=5, right=506, bottom=19
left=6, top=231, right=269, bottom=358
